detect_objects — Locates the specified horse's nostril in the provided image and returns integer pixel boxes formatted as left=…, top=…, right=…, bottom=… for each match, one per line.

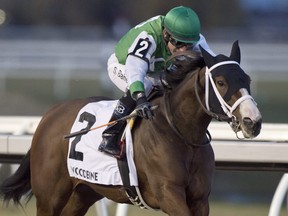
left=243, top=117, right=253, bottom=127
left=253, top=119, right=262, bottom=135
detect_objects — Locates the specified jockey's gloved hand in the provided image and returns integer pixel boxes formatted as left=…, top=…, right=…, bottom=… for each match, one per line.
left=134, top=92, right=154, bottom=120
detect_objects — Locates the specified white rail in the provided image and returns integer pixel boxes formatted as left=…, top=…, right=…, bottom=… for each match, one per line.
left=1, top=117, right=287, bottom=164
left=269, top=174, right=288, bottom=216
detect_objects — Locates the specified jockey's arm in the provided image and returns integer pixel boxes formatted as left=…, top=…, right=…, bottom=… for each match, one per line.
left=125, top=31, right=156, bottom=96
left=193, top=34, right=216, bottom=56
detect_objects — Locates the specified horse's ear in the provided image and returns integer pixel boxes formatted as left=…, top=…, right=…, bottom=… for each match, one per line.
left=200, top=45, right=216, bottom=68
left=230, top=40, right=241, bottom=63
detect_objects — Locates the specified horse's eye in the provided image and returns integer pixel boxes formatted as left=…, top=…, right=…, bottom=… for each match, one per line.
left=217, top=80, right=225, bottom=87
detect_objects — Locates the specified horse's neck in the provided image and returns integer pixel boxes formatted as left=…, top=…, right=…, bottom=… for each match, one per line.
left=169, top=68, right=211, bottom=144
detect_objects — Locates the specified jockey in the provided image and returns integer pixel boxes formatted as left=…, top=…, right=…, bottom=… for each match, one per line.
left=98, top=5, right=215, bottom=157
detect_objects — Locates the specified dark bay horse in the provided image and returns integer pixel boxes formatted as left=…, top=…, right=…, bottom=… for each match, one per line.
left=0, top=41, right=262, bottom=216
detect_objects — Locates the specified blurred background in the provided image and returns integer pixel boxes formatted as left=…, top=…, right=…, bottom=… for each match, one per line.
left=0, top=0, right=287, bottom=215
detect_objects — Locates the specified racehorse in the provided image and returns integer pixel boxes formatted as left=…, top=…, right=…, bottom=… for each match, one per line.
left=0, top=41, right=262, bottom=216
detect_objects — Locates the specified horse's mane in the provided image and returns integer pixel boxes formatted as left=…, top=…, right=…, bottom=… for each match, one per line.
left=164, top=51, right=205, bottom=87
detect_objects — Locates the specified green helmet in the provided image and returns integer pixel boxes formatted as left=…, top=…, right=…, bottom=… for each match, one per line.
left=164, top=6, right=200, bottom=44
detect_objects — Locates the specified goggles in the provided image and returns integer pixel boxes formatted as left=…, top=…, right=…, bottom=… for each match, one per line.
left=169, top=37, right=194, bottom=49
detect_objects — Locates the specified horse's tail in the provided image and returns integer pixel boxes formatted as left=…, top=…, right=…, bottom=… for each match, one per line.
left=0, top=150, right=33, bottom=206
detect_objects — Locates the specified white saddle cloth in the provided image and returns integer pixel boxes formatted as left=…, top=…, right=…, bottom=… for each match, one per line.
left=67, top=100, right=138, bottom=186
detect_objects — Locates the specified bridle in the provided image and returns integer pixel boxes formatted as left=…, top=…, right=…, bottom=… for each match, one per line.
left=162, top=59, right=254, bottom=146
left=195, top=60, right=254, bottom=133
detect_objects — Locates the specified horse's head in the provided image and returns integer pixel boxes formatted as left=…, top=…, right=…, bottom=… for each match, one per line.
left=200, top=41, right=262, bottom=138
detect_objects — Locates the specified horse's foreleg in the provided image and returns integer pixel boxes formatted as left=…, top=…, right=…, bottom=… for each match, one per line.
left=188, top=199, right=210, bottom=216
left=186, top=146, right=214, bottom=216
left=186, top=180, right=211, bottom=216
left=156, top=185, right=193, bottom=216
left=60, top=184, right=102, bottom=216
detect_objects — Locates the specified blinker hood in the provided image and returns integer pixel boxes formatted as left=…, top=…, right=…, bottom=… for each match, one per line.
left=209, top=64, right=251, bottom=114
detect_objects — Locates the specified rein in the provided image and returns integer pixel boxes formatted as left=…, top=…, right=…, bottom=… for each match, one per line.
left=163, top=80, right=211, bottom=148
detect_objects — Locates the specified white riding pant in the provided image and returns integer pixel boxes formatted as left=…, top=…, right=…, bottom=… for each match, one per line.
left=107, top=54, right=160, bottom=96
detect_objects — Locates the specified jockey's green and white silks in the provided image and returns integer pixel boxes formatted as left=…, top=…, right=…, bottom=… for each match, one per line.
left=108, top=15, right=215, bottom=95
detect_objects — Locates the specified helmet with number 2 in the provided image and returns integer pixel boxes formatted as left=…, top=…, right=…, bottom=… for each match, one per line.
left=164, top=6, right=200, bottom=44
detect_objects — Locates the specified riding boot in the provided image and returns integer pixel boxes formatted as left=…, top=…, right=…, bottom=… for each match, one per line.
left=98, top=90, right=136, bottom=157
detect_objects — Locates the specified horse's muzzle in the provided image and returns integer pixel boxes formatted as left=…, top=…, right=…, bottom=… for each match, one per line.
left=242, top=117, right=262, bottom=138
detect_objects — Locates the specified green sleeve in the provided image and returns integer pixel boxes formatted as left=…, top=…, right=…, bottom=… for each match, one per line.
left=129, top=81, right=145, bottom=96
